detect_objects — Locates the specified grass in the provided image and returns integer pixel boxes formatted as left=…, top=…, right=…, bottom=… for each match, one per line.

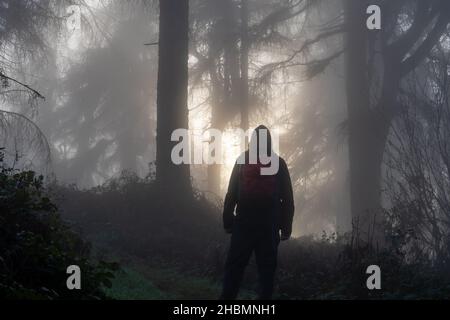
left=101, top=251, right=257, bottom=300
left=104, top=267, right=167, bottom=300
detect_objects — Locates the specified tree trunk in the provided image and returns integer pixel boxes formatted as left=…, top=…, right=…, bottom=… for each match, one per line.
left=223, top=0, right=240, bottom=115
left=156, top=0, right=191, bottom=193
left=240, top=0, right=250, bottom=132
left=206, top=0, right=240, bottom=195
left=345, top=0, right=384, bottom=243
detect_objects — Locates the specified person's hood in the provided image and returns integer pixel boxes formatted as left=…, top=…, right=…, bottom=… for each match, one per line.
left=248, top=125, right=273, bottom=161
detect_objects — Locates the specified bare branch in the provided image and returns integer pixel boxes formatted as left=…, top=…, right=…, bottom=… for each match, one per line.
left=400, top=15, right=449, bottom=76
left=0, top=72, right=45, bottom=100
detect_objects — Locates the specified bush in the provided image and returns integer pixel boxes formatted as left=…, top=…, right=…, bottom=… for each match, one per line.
left=0, top=164, right=117, bottom=299
left=57, top=171, right=225, bottom=267
left=277, top=232, right=450, bottom=299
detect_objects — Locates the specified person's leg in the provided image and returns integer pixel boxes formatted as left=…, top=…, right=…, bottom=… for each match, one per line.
left=254, top=227, right=280, bottom=300
left=221, top=225, right=254, bottom=300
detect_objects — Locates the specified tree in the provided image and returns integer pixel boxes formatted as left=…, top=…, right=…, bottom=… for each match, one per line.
left=0, top=0, right=61, bottom=174
left=54, top=9, right=157, bottom=187
left=155, top=0, right=192, bottom=193
left=344, top=0, right=378, bottom=240
left=256, top=0, right=450, bottom=240
left=191, top=0, right=311, bottom=194
left=240, top=0, right=250, bottom=132
left=385, top=49, right=450, bottom=261
left=344, top=0, right=450, bottom=242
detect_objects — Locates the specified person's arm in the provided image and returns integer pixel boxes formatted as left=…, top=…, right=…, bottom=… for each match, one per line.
left=223, top=162, right=240, bottom=233
left=279, top=158, right=295, bottom=240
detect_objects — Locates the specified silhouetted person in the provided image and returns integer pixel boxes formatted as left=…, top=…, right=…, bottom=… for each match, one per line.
left=221, top=125, right=295, bottom=300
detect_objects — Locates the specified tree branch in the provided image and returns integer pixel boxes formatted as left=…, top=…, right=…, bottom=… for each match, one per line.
left=387, top=1, right=436, bottom=59
left=257, top=26, right=344, bottom=77
left=400, top=14, right=449, bottom=76
left=0, top=72, right=45, bottom=100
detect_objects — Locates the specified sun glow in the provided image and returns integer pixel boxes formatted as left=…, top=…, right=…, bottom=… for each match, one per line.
left=220, top=128, right=245, bottom=192
left=188, top=97, right=293, bottom=195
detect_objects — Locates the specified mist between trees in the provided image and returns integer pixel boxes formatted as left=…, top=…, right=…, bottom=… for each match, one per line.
left=1, top=0, right=450, bottom=270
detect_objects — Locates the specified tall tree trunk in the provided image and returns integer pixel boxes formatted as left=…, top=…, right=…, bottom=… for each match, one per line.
left=156, top=0, right=191, bottom=192
left=240, top=0, right=249, bottom=132
left=345, top=0, right=384, bottom=243
left=206, top=0, right=240, bottom=195
left=223, top=0, right=240, bottom=114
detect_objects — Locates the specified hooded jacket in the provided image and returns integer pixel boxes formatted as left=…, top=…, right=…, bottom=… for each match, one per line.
left=222, top=126, right=295, bottom=236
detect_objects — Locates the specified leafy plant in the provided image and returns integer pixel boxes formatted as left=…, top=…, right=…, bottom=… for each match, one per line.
left=0, top=149, right=118, bottom=299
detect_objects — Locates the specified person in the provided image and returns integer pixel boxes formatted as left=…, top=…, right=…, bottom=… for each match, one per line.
left=220, top=125, right=295, bottom=300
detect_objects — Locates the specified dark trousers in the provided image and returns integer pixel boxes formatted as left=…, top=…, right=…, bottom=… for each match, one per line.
left=221, top=222, right=280, bottom=300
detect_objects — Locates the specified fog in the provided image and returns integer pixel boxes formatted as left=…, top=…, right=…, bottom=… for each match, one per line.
left=2, top=1, right=450, bottom=299
left=0, top=0, right=351, bottom=236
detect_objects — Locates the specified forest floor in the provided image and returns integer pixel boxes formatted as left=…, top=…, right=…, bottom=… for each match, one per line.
left=103, top=254, right=221, bottom=300
left=98, top=249, right=256, bottom=300
left=56, top=178, right=450, bottom=300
